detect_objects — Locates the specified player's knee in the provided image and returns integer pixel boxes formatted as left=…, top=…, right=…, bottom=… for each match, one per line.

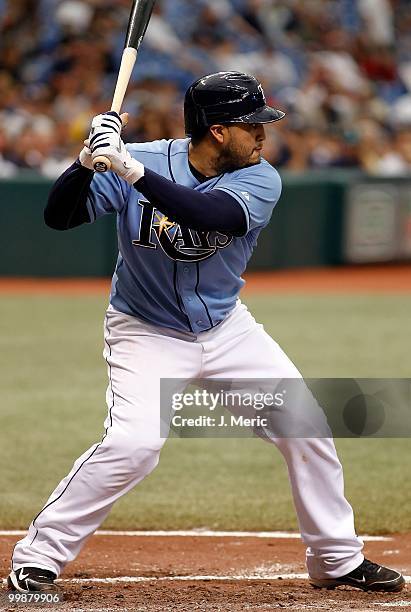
left=130, top=441, right=163, bottom=472
left=103, top=433, right=163, bottom=471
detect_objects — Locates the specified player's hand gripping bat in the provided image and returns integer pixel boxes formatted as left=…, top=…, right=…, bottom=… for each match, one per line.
left=93, top=0, right=156, bottom=173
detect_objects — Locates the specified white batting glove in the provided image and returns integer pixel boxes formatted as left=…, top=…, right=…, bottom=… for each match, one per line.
left=89, top=111, right=145, bottom=184
left=78, top=139, right=93, bottom=170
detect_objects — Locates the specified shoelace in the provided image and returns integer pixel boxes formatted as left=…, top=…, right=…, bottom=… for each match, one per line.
left=360, top=559, right=380, bottom=576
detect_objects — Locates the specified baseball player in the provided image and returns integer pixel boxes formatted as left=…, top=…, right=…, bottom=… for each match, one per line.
left=9, top=72, right=404, bottom=594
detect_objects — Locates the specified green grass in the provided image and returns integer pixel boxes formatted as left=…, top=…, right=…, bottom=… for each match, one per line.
left=1, top=293, right=410, bottom=533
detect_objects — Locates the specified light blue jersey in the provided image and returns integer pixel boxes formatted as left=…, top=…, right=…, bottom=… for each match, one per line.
left=86, top=138, right=282, bottom=334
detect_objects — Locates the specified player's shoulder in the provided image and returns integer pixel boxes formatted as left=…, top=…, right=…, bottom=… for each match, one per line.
left=127, top=138, right=189, bottom=157
left=127, top=139, right=173, bottom=157
left=236, top=158, right=281, bottom=184
left=219, top=159, right=282, bottom=199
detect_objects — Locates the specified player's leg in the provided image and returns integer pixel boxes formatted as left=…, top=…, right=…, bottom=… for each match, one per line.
left=200, top=301, right=364, bottom=579
left=12, top=308, right=202, bottom=577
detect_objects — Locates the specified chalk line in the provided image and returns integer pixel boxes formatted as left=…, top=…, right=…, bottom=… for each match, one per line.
left=2, top=574, right=410, bottom=585
left=0, top=530, right=391, bottom=541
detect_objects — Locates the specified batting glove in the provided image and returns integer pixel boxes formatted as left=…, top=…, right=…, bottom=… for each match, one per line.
left=89, top=111, right=145, bottom=184
left=78, top=139, right=93, bottom=170
left=79, top=113, right=123, bottom=170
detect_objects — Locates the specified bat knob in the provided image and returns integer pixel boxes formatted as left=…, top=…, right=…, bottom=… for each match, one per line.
left=93, top=156, right=112, bottom=173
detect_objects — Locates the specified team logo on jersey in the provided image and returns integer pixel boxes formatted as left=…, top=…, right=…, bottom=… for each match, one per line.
left=132, top=200, right=233, bottom=262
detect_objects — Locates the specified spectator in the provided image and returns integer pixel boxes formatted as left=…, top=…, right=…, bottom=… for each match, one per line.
left=0, top=0, right=410, bottom=176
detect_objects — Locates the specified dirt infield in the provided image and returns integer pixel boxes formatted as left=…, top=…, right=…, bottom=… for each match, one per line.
left=1, top=533, right=411, bottom=611
left=243, top=265, right=411, bottom=294
left=1, top=264, right=411, bottom=296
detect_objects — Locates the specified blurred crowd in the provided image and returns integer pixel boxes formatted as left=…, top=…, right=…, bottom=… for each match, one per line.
left=1, top=0, right=411, bottom=177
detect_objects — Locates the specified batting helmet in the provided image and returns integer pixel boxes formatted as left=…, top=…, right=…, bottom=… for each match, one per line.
left=184, top=71, right=285, bottom=137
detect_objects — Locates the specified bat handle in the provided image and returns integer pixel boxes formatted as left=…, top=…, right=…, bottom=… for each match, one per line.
left=93, top=47, right=138, bottom=173
left=92, top=100, right=120, bottom=173
left=93, top=110, right=116, bottom=172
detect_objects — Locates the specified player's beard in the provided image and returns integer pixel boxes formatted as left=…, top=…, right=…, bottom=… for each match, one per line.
left=213, top=141, right=261, bottom=174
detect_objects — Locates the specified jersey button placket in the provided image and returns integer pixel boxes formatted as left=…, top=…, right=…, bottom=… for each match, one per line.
left=179, top=265, right=207, bottom=333
left=180, top=265, right=196, bottom=328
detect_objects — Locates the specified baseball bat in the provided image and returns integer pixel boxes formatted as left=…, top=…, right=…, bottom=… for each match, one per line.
left=93, top=0, right=156, bottom=173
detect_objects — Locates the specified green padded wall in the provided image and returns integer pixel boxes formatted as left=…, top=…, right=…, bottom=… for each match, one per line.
left=1, top=174, right=117, bottom=277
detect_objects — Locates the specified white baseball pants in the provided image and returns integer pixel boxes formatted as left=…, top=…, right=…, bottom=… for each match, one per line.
left=13, top=302, right=364, bottom=578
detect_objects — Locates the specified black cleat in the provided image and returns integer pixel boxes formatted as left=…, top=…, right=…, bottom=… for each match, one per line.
left=7, top=567, right=59, bottom=593
left=310, top=558, right=405, bottom=592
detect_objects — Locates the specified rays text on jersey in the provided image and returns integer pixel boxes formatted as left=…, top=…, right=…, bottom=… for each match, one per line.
left=132, top=200, right=233, bottom=262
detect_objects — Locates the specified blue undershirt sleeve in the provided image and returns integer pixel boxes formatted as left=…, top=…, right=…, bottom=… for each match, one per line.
left=44, top=160, right=93, bottom=230
left=45, top=159, right=131, bottom=230
left=135, top=168, right=248, bottom=236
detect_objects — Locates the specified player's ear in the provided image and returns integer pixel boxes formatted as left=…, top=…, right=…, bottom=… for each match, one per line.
left=209, top=124, right=227, bottom=145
